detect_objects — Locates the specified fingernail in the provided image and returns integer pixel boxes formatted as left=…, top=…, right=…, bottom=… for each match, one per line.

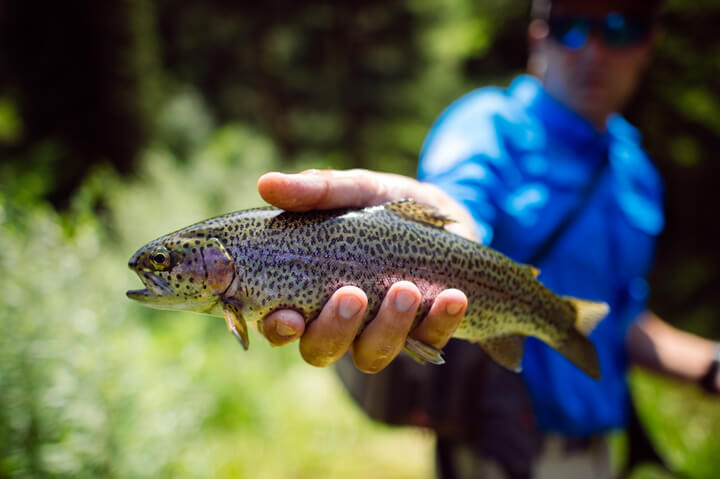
left=395, top=290, right=417, bottom=312
left=446, top=302, right=463, bottom=316
left=275, top=322, right=297, bottom=337
left=339, top=296, right=362, bottom=319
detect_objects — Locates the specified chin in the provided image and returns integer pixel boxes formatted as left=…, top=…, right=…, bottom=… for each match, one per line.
left=572, top=91, right=617, bottom=121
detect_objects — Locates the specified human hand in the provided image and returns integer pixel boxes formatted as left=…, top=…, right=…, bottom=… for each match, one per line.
left=256, top=169, right=475, bottom=373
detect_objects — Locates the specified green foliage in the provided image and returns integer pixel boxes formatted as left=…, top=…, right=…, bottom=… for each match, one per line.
left=0, top=126, right=434, bottom=478
left=630, top=369, right=720, bottom=479
left=0, top=97, right=22, bottom=144
left=3, top=116, right=719, bottom=478
left=2, top=1, right=720, bottom=477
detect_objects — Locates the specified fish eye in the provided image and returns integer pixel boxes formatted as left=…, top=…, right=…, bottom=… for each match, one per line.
left=149, top=247, right=172, bottom=270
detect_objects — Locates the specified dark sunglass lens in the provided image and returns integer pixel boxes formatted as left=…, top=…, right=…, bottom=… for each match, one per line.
left=603, top=13, right=650, bottom=48
left=549, top=18, right=590, bottom=49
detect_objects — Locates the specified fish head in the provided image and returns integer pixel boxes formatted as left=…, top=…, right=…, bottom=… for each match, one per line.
left=127, top=234, right=235, bottom=314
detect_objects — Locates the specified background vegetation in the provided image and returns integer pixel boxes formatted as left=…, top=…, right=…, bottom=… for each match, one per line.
left=0, top=0, right=718, bottom=478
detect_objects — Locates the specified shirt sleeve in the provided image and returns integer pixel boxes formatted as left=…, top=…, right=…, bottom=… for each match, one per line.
left=417, top=89, right=518, bottom=245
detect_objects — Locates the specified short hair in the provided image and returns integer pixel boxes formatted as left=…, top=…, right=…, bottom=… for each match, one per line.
left=531, top=0, right=664, bottom=19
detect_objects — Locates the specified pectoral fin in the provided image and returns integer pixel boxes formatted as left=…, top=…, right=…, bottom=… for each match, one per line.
left=223, top=301, right=249, bottom=350
left=479, top=334, right=526, bottom=372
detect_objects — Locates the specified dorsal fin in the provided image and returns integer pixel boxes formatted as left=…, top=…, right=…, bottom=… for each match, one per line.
left=382, top=199, right=455, bottom=229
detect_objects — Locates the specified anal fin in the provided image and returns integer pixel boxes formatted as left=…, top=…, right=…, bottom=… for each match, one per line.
left=479, top=334, right=526, bottom=372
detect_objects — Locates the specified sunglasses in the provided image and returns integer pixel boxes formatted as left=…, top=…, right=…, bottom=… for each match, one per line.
left=548, top=13, right=653, bottom=50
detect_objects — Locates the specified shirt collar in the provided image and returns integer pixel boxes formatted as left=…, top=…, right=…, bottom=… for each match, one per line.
left=509, top=75, right=611, bottom=157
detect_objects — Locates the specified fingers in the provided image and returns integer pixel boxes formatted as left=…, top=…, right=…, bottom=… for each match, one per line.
left=263, top=283, right=467, bottom=374
left=257, top=171, right=330, bottom=211
left=299, top=286, right=368, bottom=367
left=262, top=309, right=306, bottom=346
left=257, top=169, right=394, bottom=212
left=352, top=281, right=422, bottom=373
left=257, top=169, right=479, bottom=241
left=410, top=289, right=466, bottom=349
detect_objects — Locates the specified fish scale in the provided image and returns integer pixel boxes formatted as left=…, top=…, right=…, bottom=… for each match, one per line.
left=127, top=200, right=609, bottom=379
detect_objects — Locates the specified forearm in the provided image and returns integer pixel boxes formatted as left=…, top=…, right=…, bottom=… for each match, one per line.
left=627, top=311, right=720, bottom=392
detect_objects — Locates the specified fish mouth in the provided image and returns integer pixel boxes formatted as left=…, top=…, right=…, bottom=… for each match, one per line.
left=126, top=288, right=156, bottom=300
left=127, top=271, right=172, bottom=301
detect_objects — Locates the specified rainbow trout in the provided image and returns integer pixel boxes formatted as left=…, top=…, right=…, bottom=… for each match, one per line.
left=127, top=200, right=608, bottom=379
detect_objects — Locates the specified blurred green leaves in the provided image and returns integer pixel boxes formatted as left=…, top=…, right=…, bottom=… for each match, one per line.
left=0, top=98, right=22, bottom=144
left=1, top=1, right=720, bottom=477
left=630, top=369, right=720, bottom=479
left=0, top=125, right=436, bottom=479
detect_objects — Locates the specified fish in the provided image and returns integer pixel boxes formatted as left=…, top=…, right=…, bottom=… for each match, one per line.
left=127, top=200, right=609, bottom=379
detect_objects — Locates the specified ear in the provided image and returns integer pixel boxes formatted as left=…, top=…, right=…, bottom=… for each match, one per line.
left=527, top=19, right=550, bottom=77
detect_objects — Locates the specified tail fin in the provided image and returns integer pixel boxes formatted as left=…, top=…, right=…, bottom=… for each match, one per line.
left=556, top=329, right=602, bottom=380
left=564, top=297, right=609, bottom=336
left=556, top=297, right=609, bottom=380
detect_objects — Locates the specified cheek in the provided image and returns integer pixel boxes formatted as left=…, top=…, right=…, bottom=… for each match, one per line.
left=172, top=257, right=207, bottom=285
left=543, top=49, right=578, bottom=89
left=202, top=248, right=234, bottom=294
left=609, top=53, right=648, bottom=98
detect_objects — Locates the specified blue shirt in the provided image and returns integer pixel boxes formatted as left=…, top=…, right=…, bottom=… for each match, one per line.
left=417, top=75, right=665, bottom=436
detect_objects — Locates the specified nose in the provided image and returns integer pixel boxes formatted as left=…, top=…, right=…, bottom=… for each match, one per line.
left=582, top=31, right=610, bottom=58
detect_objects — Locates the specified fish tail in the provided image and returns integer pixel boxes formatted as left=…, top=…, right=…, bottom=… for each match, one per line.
left=555, top=297, right=609, bottom=380
left=563, top=297, right=609, bottom=336
left=555, top=329, right=602, bottom=380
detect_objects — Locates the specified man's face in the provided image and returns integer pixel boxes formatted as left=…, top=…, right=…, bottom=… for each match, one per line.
left=535, top=2, right=656, bottom=128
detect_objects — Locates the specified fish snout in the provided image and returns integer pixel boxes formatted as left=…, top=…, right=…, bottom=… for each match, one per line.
left=128, top=251, right=143, bottom=270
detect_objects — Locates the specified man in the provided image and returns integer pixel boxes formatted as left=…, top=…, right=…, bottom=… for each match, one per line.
left=254, top=0, right=720, bottom=477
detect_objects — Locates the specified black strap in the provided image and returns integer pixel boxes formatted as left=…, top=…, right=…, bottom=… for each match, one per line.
left=525, top=158, right=608, bottom=266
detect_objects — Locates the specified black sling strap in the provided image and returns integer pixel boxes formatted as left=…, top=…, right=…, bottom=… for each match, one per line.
left=524, top=156, right=608, bottom=266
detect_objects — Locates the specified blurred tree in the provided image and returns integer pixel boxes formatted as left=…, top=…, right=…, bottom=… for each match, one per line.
left=0, top=0, right=718, bottom=332
left=0, top=0, right=160, bottom=208
left=625, top=5, right=720, bottom=337
left=155, top=0, right=429, bottom=172
left=1, top=1, right=720, bottom=477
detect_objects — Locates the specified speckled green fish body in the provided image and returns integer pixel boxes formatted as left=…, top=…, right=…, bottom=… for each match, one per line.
left=127, top=200, right=608, bottom=378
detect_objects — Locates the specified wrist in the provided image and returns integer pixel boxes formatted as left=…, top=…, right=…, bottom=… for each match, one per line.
left=699, top=342, right=720, bottom=393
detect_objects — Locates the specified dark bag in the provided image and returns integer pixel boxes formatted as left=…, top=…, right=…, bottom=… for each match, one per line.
left=336, top=341, right=543, bottom=478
